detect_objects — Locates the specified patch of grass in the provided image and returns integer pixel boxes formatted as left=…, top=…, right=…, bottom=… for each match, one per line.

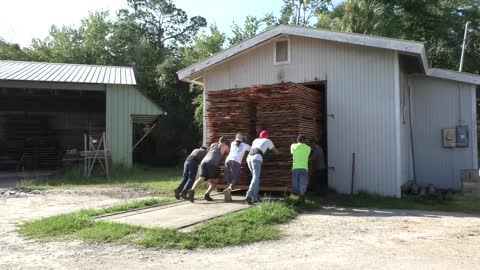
left=75, top=221, right=144, bottom=243
left=20, top=197, right=170, bottom=239
left=20, top=200, right=297, bottom=249
left=139, top=202, right=298, bottom=249
left=18, top=166, right=209, bottom=194
left=306, top=191, right=480, bottom=213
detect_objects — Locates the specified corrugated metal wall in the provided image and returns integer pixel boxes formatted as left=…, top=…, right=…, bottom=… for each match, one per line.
left=204, top=36, right=400, bottom=196
left=410, top=75, right=477, bottom=189
left=106, top=85, right=163, bottom=167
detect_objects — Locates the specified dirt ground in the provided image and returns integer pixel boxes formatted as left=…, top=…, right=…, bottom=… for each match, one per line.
left=1, top=187, right=480, bottom=270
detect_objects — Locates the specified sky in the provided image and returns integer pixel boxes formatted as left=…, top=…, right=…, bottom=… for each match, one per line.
left=0, top=0, right=343, bottom=47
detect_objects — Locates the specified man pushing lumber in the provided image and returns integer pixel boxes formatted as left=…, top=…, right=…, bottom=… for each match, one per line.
left=290, top=135, right=311, bottom=204
left=223, top=133, right=251, bottom=202
left=173, top=146, right=208, bottom=200
left=245, top=130, right=278, bottom=205
left=187, top=137, right=229, bottom=203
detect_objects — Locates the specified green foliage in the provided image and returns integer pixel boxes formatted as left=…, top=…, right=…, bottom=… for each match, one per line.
left=120, top=0, right=207, bottom=49
left=180, top=24, right=226, bottom=128
left=0, top=38, right=29, bottom=60
left=317, top=0, right=480, bottom=73
left=229, top=14, right=277, bottom=46
left=279, top=0, right=332, bottom=26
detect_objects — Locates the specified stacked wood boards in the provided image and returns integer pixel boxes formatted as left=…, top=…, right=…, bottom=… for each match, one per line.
left=207, top=82, right=322, bottom=191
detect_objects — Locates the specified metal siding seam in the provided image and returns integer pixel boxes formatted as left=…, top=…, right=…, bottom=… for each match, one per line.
left=124, top=68, right=130, bottom=85
left=36, top=64, right=59, bottom=81
left=121, top=68, right=127, bottom=85
left=84, top=66, right=97, bottom=83
left=130, top=69, right=136, bottom=85
left=26, top=63, right=51, bottom=81
left=126, top=86, right=132, bottom=166
left=471, top=85, right=478, bottom=168
left=19, top=63, right=45, bottom=80
left=56, top=64, right=75, bottom=82
left=106, top=85, right=111, bottom=153
left=394, top=51, right=402, bottom=197
left=72, top=66, right=87, bottom=82
left=50, top=64, right=69, bottom=81
left=85, top=66, right=98, bottom=83
left=78, top=66, right=93, bottom=82
left=0, top=62, right=22, bottom=77
left=113, top=85, right=118, bottom=164
left=38, top=64, right=63, bottom=81
left=126, top=86, right=132, bottom=165
left=111, top=68, right=117, bottom=85
left=119, top=85, right=125, bottom=164
left=8, top=63, right=36, bottom=80
left=115, top=68, right=121, bottom=84
left=96, top=67, right=106, bottom=83
left=64, top=65, right=81, bottom=82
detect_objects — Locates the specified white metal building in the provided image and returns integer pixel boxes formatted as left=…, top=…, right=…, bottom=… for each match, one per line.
left=178, top=25, right=480, bottom=197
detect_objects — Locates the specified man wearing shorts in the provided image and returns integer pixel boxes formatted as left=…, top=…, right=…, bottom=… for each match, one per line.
left=290, top=135, right=311, bottom=204
left=187, top=137, right=229, bottom=203
left=223, top=133, right=251, bottom=202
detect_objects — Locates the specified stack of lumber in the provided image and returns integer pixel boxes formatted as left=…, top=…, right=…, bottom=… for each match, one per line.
left=207, top=82, right=322, bottom=191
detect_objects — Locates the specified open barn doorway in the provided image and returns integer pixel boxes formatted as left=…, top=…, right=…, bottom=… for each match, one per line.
left=302, top=81, right=328, bottom=194
left=0, top=88, right=106, bottom=177
left=206, top=82, right=328, bottom=193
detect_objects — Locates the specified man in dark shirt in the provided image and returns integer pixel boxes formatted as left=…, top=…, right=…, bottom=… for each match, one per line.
left=187, top=137, right=229, bottom=203
left=174, top=146, right=208, bottom=200
left=310, top=141, right=327, bottom=196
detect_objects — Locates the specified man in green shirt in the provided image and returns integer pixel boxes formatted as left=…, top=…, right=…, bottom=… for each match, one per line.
left=290, top=135, right=311, bottom=204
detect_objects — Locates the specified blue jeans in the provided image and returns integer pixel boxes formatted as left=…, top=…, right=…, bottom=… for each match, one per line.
left=176, top=159, right=198, bottom=191
left=292, top=169, right=308, bottom=195
left=246, top=159, right=262, bottom=200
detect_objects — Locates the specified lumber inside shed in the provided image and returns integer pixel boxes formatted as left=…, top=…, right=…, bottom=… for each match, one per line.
left=207, top=82, right=326, bottom=191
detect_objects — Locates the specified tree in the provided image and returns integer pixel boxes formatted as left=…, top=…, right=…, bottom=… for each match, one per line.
left=181, top=24, right=227, bottom=128
left=228, top=14, right=277, bottom=46
left=316, top=0, right=480, bottom=73
left=120, top=0, right=207, bottom=49
left=0, top=38, right=29, bottom=61
left=279, top=0, right=332, bottom=26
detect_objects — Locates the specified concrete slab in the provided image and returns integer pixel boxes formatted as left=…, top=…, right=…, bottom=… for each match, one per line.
left=99, top=194, right=250, bottom=229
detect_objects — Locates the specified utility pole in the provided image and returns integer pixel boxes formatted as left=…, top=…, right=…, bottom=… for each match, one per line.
left=459, top=21, right=471, bottom=72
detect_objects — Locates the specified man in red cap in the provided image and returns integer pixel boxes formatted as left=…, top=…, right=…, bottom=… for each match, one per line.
left=245, top=130, right=278, bottom=204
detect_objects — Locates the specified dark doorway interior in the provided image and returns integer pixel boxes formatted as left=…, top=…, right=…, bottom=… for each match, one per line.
left=302, top=81, right=328, bottom=194
left=0, top=89, right=106, bottom=171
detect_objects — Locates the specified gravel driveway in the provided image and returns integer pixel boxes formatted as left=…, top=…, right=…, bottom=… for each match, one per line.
left=1, top=188, right=479, bottom=270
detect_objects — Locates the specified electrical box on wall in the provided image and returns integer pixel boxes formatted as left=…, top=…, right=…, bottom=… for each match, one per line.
left=456, top=125, right=469, bottom=147
left=442, top=128, right=456, bottom=148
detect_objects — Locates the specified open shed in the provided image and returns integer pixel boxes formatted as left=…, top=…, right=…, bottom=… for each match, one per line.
left=178, top=25, right=480, bottom=197
left=0, top=60, right=165, bottom=175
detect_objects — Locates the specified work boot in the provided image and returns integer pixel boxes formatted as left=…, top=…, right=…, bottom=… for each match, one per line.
left=174, top=189, right=181, bottom=200
left=180, top=190, right=188, bottom=200
left=245, top=197, right=254, bottom=205
left=203, top=193, right=213, bottom=201
left=224, top=188, right=232, bottom=202
left=187, top=190, right=195, bottom=203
